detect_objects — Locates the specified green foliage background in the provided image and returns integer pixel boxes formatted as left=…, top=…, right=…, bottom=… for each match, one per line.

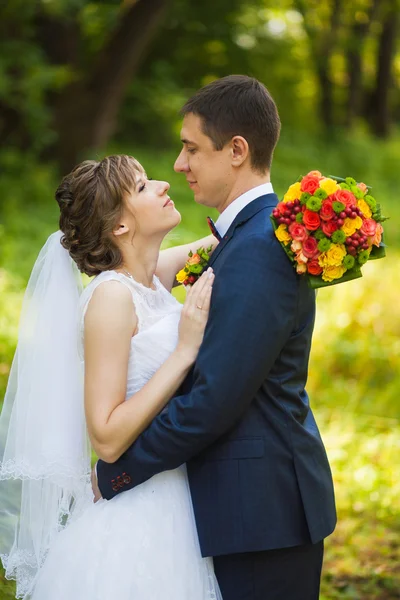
left=1, top=0, right=399, bottom=598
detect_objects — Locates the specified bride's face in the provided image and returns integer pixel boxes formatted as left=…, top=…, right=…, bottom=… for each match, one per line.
left=118, top=172, right=181, bottom=238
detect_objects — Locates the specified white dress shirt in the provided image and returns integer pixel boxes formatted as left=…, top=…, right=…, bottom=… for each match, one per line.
left=215, top=182, right=274, bottom=237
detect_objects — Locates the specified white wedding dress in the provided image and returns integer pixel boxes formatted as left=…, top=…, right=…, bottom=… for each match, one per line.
left=30, top=270, right=222, bottom=600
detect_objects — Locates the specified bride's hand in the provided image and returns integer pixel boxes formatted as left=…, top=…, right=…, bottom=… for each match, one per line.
left=176, top=268, right=214, bottom=363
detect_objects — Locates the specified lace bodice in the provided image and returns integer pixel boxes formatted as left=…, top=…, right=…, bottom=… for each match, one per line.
left=78, top=271, right=182, bottom=399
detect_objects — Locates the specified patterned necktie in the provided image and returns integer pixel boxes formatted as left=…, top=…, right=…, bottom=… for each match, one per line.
left=207, top=216, right=222, bottom=241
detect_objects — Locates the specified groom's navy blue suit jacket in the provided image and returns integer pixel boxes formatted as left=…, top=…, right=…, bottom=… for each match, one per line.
left=97, top=193, right=337, bottom=557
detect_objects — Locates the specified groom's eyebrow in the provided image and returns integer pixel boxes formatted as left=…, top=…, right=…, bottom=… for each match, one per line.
left=181, top=137, right=196, bottom=145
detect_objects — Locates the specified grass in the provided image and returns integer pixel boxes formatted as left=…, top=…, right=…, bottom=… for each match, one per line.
left=0, top=131, right=399, bottom=598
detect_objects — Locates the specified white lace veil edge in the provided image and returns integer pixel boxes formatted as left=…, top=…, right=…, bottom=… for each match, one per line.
left=0, top=231, right=92, bottom=599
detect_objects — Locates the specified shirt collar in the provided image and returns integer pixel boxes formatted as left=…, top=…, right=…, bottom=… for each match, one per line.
left=215, top=183, right=274, bottom=238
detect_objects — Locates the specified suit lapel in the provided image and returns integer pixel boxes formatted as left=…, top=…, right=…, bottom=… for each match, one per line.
left=209, top=193, right=278, bottom=267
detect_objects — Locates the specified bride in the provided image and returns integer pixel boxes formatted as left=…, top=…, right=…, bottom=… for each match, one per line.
left=0, top=154, right=221, bottom=599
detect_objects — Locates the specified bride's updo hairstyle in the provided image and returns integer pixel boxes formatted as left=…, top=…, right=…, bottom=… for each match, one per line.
left=56, top=155, right=143, bottom=276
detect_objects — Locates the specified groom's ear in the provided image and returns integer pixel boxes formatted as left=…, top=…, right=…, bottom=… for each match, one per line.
left=230, top=135, right=249, bottom=167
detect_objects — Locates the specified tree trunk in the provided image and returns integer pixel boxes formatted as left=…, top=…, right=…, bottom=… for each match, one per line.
left=371, top=3, right=399, bottom=137
left=55, top=0, right=171, bottom=172
left=295, top=0, right=342, bottom=131
left=316, top=63, right=335, bottom=129
left=345, top=0, right=380, bottom=128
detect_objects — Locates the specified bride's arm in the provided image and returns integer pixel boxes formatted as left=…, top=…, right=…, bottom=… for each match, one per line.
left=156, top=233, right=219, bottom=291
left=84, top=275, right=213, bottom=463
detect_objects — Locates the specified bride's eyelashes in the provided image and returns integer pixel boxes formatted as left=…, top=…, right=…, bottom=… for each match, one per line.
left=138, top=178, right=153, bottom=193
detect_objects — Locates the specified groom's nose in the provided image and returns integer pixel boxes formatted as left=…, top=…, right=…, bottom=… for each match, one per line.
left=174, top=149, right=189, bottom=173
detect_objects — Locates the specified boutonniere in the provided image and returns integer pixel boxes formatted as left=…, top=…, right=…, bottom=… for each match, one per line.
left=271, top=171, right=387, bottom=289
left=176, top=245, right=213, bottom=287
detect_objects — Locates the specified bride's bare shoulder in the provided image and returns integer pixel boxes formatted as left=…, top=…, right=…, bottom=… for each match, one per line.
left=84, top=278, right=137, bottom=334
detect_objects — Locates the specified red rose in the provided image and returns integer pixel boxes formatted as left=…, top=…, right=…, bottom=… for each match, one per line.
left=322, top=220, right=338, bottom=237
left=361, top=218, right=377, bottom=237
left=276, top=201, right=287, bottom=216
left=289, top=222, right=308, bottom=242
left=302, top=236, right=319, bottom=258
left=303, top=209, right=321, bottom=231
left=320, top=199, right=335, bottom=221
left=333, top=189, right=356, bottom=207
left=301, top=175, right=320, bottom=195
left=307, top=260, right=323, bottom=276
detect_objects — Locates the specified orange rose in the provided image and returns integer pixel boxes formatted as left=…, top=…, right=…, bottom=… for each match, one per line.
left=372, top=222, right=383, bottom=247
left=360, top=218, right=377, bottom=237
left=321, top=220, right=338, bottom=237
left=358, top=182, right=368, bottom=193
left=291, top=240, right=302, bottom=253
left=333, top=189, right=356, bottom=207
left=301, top=175, right=320, bottom=195
left=187, top=253, right=201, bottom=265
left=295, top=251, right=308, bottom=265
left=303, top=209, right=321, bottom=231
left=307, top=260, right=323, bottom=276
left=276, top=201, right=287, bottom=215
left=307, top=170, right=322, bottom=178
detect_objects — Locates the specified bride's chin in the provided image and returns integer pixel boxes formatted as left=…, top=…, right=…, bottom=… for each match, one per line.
left=171, top=210, right=182, bottom=227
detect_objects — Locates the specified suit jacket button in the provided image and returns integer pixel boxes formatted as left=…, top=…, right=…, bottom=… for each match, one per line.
left=112, top=485, right=119, bottom=492
left=123, top=476, right=131, bottom=484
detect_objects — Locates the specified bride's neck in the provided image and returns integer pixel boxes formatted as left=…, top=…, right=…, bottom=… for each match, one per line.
left=118, top=235, right=161, bottom=288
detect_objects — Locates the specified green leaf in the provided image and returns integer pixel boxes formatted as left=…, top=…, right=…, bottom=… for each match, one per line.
left=369, top=243, right=386, bottom=260
left=307, top=268, right=363, bottom=289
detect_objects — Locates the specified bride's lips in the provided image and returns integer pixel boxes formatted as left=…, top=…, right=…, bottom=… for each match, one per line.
left=163, top=198, right=174, bottom=207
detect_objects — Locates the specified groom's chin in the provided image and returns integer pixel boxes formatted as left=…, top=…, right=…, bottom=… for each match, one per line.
left=193, top=193, right=209, bottom=207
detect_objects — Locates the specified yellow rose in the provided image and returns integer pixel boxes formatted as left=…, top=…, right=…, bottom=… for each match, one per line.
left=275, top=224, right=292, bottom=244
left=324, top=243, right=347, bottom=266
left=176, top=268, right=188, bottom=284
left=283, top=182, right=301, bottom=203
left=319, top=178, right=339, bottom=196
left=322, top=264, right=347, bottom=282
left=341, top=216, right=363, bottom=237
left=357, top=198, right=372, bottom=218
left=318, top=252, right=327, bottom=267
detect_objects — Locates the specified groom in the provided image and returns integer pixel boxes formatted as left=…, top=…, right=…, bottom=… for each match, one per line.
left=96, top=75, right=336, bottom=599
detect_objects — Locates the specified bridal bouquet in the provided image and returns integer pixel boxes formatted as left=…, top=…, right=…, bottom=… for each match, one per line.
left=271, top=171, right=386, bottom=289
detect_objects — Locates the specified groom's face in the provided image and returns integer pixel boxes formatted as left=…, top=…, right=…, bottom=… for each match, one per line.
left=174, top=113, right=233, bottom=210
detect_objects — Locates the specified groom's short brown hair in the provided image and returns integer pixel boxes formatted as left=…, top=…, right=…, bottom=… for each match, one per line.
left=181, top=75, right=281, bottom=173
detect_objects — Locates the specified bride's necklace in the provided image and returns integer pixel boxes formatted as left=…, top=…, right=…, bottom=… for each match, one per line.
left=122, top=268, right=155, bottom=290
left=122, top=268, right=134, bottom=279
